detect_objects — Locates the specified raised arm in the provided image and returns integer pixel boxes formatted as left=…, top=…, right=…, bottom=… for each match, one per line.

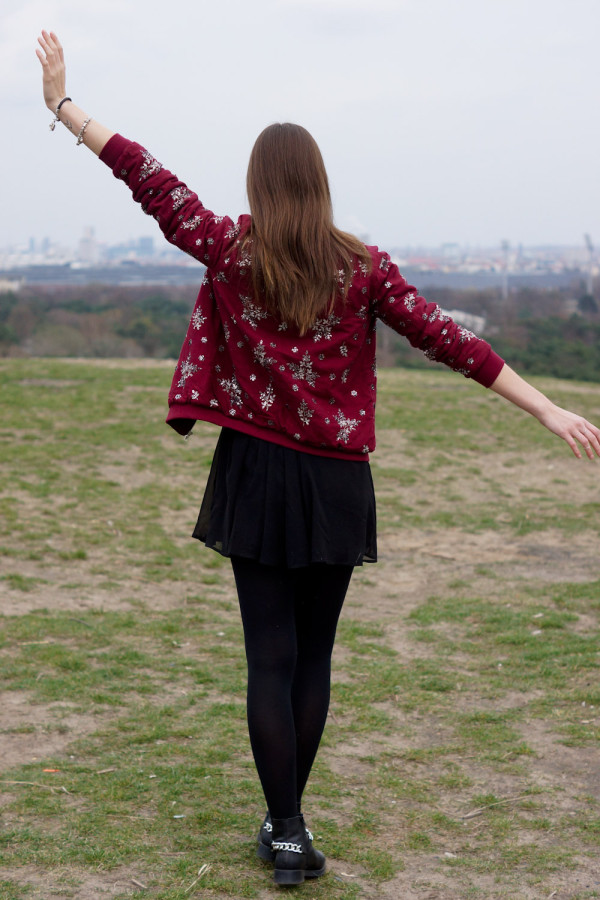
left=489, top=364, right=600, bottom=460
left=36, top=30, right=113, bottom=156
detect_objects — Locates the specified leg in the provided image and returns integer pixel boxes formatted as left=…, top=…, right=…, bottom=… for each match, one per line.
left=291, top=564, right=353, bottom=806
left=231, top=556, right=299, bottom=819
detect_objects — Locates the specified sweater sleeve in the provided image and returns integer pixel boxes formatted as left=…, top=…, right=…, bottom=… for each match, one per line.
left=371, top=252, right=504, bottom=387
left=99, top=135, right=240, bottom=268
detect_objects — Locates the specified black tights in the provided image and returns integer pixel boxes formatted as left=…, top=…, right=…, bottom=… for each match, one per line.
left=231, top=556, right=353, bottom=819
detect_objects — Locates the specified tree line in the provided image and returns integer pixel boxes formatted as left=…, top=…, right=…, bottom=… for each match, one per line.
left=1, top=281, right=599, bottom=382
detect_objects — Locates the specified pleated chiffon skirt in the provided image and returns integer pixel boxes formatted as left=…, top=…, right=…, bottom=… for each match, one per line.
left=193, top=428, right=377, bottom=568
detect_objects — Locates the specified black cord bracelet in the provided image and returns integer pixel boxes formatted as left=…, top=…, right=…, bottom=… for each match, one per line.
left=49, top=97, right=73, bottom=132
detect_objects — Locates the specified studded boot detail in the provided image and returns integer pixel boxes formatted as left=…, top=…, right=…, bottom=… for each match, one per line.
left=271, top=815, right=326, bottom=884
left=257, top=811, right=275, bottom=861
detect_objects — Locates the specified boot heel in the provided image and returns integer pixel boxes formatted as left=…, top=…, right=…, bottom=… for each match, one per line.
left=271, top=815, right=326, bottom=885
left=274, top=867, right=305, bottom=885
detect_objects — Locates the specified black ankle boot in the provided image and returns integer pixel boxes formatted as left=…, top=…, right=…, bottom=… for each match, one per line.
left=271, top=815, right=326, bottom=884
left=256, top=811, right=321, bottom=865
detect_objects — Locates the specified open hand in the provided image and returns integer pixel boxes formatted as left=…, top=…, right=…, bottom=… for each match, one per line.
left=538, top=403, right=600, bottom=459
left=36, top=30, right=66, bottom=112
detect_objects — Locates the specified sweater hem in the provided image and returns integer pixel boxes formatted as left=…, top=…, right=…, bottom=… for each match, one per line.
left=99, top=133, right=129, bottom=168
left=472, top=351, right=505, bottom=388
left=166, top=404, right=371, bottom=461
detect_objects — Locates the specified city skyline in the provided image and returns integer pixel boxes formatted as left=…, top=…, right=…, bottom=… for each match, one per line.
left=4, top=0, right=600, bottom=250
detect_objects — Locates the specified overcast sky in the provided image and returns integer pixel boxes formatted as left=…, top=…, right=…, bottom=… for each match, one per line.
left=3, top=0, right=600, bottom=252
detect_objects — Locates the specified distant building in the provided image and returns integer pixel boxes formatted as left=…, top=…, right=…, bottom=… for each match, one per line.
left=137, top=236, right=154, bottom=257
left=0, top=278, right=22, bottom=293
left=440, top=309, right=486, bottom=335
left=78, top=227, right=99, bottom=265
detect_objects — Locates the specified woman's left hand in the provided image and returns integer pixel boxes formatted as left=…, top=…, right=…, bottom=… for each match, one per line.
left=490, top=364, right=600, bottom=459
left=537, top=404, right=600, bottom=460
left=36, top=30, right=67, bottom=112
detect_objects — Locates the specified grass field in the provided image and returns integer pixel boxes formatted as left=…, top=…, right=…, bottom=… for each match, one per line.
left=0, top=358, right=599, bottom=900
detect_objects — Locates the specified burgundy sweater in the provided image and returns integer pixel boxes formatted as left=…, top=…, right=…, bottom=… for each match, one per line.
left=100, top=135, right=504, bottom=460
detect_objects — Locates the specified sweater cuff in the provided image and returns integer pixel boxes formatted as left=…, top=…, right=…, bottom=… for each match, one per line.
left=99, top=133, right=130, bottom=168
left=472, top=350, right=505, bottom=388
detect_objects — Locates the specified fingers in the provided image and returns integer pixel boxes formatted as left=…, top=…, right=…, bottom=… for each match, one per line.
left=572, top=421, right=600, bottom=460
left=50, top=31, right=65, bottom=63
left=37, top=32, right=52, bottom=66
left=37, top=30, right=61, bottom=61
left=566, top=435, right=582, bottom=459
left=583, top=423, right=600, bottom=459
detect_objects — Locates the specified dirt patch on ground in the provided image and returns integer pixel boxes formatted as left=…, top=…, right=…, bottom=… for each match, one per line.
left=0, top=691, right=115, bottom=771
left=0, top=865, right=151, bottom=898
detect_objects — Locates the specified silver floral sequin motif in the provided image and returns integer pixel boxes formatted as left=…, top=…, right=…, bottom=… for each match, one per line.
left=311, top=313, right=341, bottom=342
left=240, top=295, right=268, bottom=329
left=192, top=307, right=206, bottom=330
left=458, top=327, right=476, bottom=344
left=253, top=341, right=276, bottom=368
left=177, top=353, right=198, bottom=387
left=169, top=186, right=193, bottom=211
left=335, top=410, right=359, bottom=444
left=181, top=215, right=204, bottom=231
left=139, top=150, right=163, bottom=182
left=288, top=351, right=317, bottom=387
left=425, top=306, right=442, bottom=323
left=220, top=375, right=242, bottom=407
left=260, top=384, right=275, bottom=411
left=298, top=400, right=314, bottom=426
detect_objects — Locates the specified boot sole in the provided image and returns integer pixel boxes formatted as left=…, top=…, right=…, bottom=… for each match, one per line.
left=274, top=864, right=326, bottom=884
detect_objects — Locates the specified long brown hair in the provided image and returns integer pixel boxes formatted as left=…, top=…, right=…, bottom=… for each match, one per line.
left=243, top=123, right=371, bottom=335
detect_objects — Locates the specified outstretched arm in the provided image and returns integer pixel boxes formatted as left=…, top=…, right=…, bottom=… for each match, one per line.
left=36, top=30, right=113, bottom=156
left=489, top=364, right=600, bottom=459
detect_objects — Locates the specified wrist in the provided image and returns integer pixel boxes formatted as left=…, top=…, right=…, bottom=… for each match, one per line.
left=536, top=397, right=559, bottom=424
left=47, top=94, right=69, bottom=113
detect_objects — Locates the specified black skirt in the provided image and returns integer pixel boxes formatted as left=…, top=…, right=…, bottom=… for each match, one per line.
left=193, top=428, right=377, bottom=568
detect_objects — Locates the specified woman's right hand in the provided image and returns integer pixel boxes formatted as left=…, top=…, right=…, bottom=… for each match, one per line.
left=36, top=30, right=67, bottom=112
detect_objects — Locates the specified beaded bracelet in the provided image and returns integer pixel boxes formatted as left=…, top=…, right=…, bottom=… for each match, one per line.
left=49, top=96, right=72, bottom=132
left=76, top=117, right=92, bottom=146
